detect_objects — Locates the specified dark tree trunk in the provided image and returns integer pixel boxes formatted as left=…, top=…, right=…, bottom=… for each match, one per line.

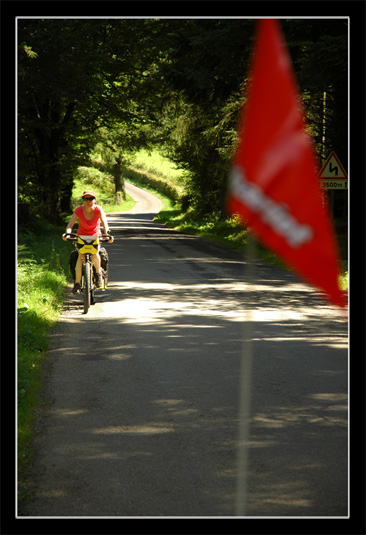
left=32, top=101, right=76, bottom=224
left=36, top=130, right=63, bottom=223
left=113, top=155, right=126, bottom=205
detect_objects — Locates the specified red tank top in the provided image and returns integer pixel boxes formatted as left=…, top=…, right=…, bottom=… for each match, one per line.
left=74, top=205, right=102, bottom=236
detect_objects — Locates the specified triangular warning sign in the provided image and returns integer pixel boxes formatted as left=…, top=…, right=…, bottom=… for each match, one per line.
left=319, top=152, right=348, bottom=179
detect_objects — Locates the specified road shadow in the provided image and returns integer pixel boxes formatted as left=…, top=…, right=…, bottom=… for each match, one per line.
left=20, top=221, right=348, bottom=517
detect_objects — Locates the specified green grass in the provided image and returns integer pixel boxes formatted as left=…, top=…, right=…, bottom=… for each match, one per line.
left=129, top=148, right=186, bottom=185
left=338, top=264, right=348, bottom=290
left=17, top=221, right=72, bottom=492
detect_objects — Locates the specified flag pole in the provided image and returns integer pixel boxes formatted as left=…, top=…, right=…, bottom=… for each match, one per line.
left=235, top=231, right=256, bottom=516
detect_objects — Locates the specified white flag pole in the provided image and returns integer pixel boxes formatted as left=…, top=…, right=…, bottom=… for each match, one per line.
left=235, top=231, right=255, bottom=516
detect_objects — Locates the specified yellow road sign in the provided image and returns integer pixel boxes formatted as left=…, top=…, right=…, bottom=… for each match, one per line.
left=319, top=152, right=348, bottom=189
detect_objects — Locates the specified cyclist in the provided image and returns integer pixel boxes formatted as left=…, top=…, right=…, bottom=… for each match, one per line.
left=63, top=190, right=114, bottom=294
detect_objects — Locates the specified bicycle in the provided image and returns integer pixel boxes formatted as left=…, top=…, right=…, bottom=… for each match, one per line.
left=63, top=233, right=113, bottom=314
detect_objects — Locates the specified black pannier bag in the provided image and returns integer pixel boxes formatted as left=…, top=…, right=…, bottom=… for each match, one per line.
left=99, top=246, right=109, bottom=280
left=69, top=249, right=78, bottom=280
left=69, top=247, right=109, bottom=281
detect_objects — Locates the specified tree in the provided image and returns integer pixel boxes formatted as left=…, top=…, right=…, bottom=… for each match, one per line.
left=18, top=18, right=348, bottom=225
left=284, top=19, right=348, bottom=222
left=283, top=19, right=348, bottom=166
left=89, top=122, right=152, bottom=204
left=19, top=20, right=103, bottom=221
left=146, top=19, right=348, bottom=220
left=145, top=19, right=256, bottom=216
left=17, top=19, right=158, bottom=222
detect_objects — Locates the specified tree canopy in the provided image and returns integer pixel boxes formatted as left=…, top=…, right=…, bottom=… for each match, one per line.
left=17, top=18, right=348, bottom=224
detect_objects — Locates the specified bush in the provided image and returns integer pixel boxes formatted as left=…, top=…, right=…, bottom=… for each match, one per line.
left=74, top=166, right=115, bottom=194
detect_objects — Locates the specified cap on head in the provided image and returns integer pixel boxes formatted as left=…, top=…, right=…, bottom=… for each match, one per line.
left=82, top=190, right=97, bottom=199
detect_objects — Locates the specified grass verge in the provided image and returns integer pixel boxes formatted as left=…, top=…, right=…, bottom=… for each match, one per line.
left=17, top=220, right=72, bottom=499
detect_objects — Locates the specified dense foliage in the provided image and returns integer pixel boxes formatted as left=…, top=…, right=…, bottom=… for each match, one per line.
left=18, top=18, right=348, bottom=224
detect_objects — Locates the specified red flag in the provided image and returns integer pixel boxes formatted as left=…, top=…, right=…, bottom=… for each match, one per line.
left=226, top=19, right=345, bottom=308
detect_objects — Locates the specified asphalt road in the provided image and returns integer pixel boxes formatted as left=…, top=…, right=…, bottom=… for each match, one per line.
left=20, top=182, right=348, bottom=518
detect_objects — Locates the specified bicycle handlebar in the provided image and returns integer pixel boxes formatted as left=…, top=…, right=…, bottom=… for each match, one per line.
left=63, top=232, right=113, bottom=243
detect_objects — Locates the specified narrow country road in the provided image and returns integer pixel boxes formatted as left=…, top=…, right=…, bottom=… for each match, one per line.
left=20, top=182, right=348, bottom=518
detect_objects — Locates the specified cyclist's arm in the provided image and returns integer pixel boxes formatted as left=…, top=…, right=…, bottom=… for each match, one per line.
left=99, top=208, right=114, bottom=241
left=62, top=213, right=78, bottom=240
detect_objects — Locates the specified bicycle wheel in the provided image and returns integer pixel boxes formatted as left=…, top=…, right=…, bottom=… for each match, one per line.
left=83, top=262, right=91, bottom=314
